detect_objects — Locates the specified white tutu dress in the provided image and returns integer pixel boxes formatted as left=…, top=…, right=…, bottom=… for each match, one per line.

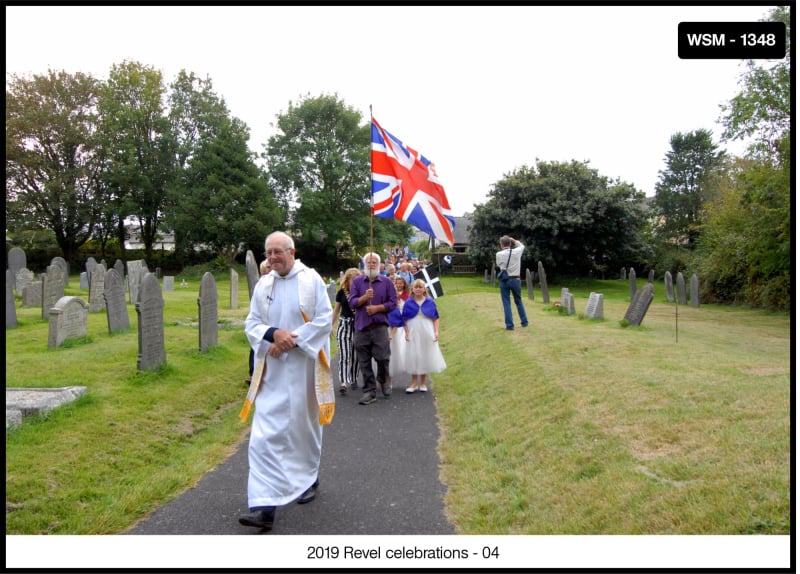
left=402, top=297, right=447, bottom=375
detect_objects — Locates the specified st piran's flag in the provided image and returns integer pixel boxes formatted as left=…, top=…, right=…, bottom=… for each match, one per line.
left=414, top=265, right=444, bottom=299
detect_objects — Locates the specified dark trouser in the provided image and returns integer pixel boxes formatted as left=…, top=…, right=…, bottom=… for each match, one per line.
left=354, top=324, right=390, bottom=395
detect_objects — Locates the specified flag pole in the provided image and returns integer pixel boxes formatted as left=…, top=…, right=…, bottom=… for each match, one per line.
left=369, top=105, right=374, bottom=257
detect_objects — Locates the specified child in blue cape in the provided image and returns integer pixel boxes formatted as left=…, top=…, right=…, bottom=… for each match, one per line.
left=402, top=279, right=447, bottom=393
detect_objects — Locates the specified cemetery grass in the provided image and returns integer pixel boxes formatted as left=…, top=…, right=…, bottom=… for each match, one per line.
left=5, top=274, right=791, bottom=535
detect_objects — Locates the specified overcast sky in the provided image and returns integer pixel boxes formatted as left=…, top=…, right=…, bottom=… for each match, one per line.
left=6, top=4, right=776, bottom=217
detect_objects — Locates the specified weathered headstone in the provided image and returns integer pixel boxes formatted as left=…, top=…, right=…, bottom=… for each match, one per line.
left=127, top=260, right=147, bottom=304
left=15, top=268, right=35, bottom=297
left=245, top=250, right=259, bottom=299
left=85, top=257, right=97, bottom=279
left=6, top=269, right=13, bottom=292
left=136, top=273, right=166, bottom=371
left=48, top=296, right=89, bottom=348
left=629, top=267, right=637, bottom=300
left=648, top=269, right=655, bottom=284
left=560, top=287, right=570, bottom=303
left=104, top=268, right=130, bottom=333
left=42, top=265, right=65, bottom=320
left=676, top=272, right=687, bottom=305
left=22, top=281, right=42, bottom=307
left=6, top=285, right=17, bottom=328
left=623, top=283, right=655, bottom=326
left=620, top=267, right=627, bottom=280
left=326, top=281, right=337, bottom=305
left=563, top=292, right=575, bottom=315
left=538, top=261, right=550, bottom=303
left=88, top=263, right=106, bottom=312
left=114, top=259, right=125, bottom=283
left=229, top=269, right=239, bottom=309
left=155, top=267, right=162, bottom=279
left=483, top=269, right=490, bottom=284
left=525, top=268, right=534, bottom=300
left=664, top=271, right=674, bottom=302
left=79, top=272, right=89, bottom=290
left=163, top=276, right=175, bottom=292
left=7, top=247, right=27, bottom=284
left=198, top=272, right=218, bottom=353
left=585, top=292, right=604, bottom=319
left=50, top=256, right=69, bottom=286
left=490, top=266, right=497, bottom=287
left=690, top=274, right=700, bottom=307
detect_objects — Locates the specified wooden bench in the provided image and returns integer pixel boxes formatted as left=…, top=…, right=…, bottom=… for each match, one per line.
left=452, top=265, right=476, bottom=274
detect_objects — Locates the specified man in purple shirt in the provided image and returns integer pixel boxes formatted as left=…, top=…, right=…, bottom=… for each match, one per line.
left=349, top=252, right=398, bottom=405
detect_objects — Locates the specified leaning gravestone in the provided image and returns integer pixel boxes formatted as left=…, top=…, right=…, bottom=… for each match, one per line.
left=88, top=263, right=106, bottom=312
left=127, top=260, right=147, bottom=304
left=585, top=292, right=604, bottom=319
left=198, top=272, right=218, bottom=353
left=8, top=247, right=27, bottom=285
left=676, top=272, right=687, bottom=305
left=48, top=296, right=89, bottom=348
left=136, top=273, right=166, bottom=371
left=104, top=268, right=130, bottom=333
left=629, top=267, right=637, bottom=300
left=6, top=285, right=17, bottom=328
left=230, top=268, right=239, bottom=310
left=42, top=265, right=65, bottom=320
left=162, top=276, right=175, bottom=292
left=624, top=283, right=655, bottom=327
left=664, top=271, right=674, bottom=302
left=538, top=261, right=550, bottom=304
left=690, top=274, right=700, bottom=307
left=22, top=281, right=42, bottom=307
left=50, top=256, right=69, bottom=286
left=15, top=268, right=35, bottom=297
left=245, top=250, right=259, bottom=299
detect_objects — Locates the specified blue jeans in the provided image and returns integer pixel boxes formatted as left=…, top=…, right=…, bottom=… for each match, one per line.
left=500, top=278, right=528, bottom=329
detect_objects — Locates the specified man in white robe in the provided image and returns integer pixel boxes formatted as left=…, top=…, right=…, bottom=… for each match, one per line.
left=239, top=231, right=332, bottom=531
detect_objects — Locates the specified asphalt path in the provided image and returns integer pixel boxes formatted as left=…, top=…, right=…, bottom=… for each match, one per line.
left=125, top=355, right=455, bottom=535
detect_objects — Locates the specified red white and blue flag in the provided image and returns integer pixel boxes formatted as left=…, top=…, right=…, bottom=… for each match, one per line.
left=371, top=117, right=455, bottom=246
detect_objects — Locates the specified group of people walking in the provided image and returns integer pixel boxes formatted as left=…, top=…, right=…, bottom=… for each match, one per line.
left=332, top=251, right=446, bottom=404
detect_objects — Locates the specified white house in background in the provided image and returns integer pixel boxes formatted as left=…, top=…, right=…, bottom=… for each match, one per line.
left=124, top=222, right=175, bottom=251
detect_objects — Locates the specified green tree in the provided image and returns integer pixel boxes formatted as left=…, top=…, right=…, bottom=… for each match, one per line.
left=652, top=129, right=726, bottom=249
left=264, top=93, right=410, bottom=270
left=6, top=70, right=105, bottom=266
left=468, top=160, right=650, bottom=279
left=96, top=60, right=176, bottom=262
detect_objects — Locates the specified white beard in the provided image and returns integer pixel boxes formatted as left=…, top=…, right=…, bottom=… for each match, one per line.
left=366, top=267, right=379, bottom=280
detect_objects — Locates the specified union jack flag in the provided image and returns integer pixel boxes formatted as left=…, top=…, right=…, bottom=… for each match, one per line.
left=371, top=117, right=455, bottom=246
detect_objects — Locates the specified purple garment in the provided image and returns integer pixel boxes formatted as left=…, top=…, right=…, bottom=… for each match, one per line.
left=401, top=297, right=439, bottom=321
left=348, top=274, right=398, bottom=332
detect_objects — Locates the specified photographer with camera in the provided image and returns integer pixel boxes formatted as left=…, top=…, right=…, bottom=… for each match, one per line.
left=496, top=235, right=529, bottom=331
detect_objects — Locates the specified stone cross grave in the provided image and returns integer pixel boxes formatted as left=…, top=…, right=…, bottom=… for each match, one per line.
left=136, top=273, right=166, bottom=371
left=198, top=272, right=218, bottom=353
left=623, top=283, right=655, bottom=326
left=104, top=268, right=130, bottom=333
left=48, top=296, right=89, bottom=348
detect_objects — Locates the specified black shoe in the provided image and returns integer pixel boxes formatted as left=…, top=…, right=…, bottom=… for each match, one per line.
left=239, top=506, right=275, bottom=530
left=350, top=382, right=359, bottom=390
left=358, top=391, right=377, bottom=405
left=297, top=479, right=319, bottom=504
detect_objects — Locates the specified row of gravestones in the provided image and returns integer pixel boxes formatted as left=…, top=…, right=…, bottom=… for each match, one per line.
left=483, top=261, right=702, bottom=327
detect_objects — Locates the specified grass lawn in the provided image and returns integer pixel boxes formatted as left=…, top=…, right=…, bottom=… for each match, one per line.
left=5, top=272, right=791, bottom=536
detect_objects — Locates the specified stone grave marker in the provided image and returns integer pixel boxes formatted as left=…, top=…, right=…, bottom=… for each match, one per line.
left=245, top=250, right=259, bottom=299
left=22, top=281, right=42, bottom=307
left=103, top=268, right=130, bottom=333
left=127, top=260, right=147, bottom=304
left=163, top=276, right=175, bottom=292
left=50, top=256, right=69, bottom=286
left=88, top=263, right=106, bottom=312
left=8, top=247, right=27, bottom=282
left=665, top=271, right=674, bottom=302
left=538, top=261, right=550, bottom=303
left=229, top=269, right=239, bottom=309
left=648, top=269, right=655, bottom=284
left=629, top=267, right=637, bottom=300
left=483, top=269, right=490, bottom=284
left=155, top=267, right=162, bottom=279
left=114, top=259, right=125, bottom=283
left=6, top=285, right=17, bottom=328
left=198, top=272, right=218, bottom=353
left=525, top=268, right=534, bottom=300
left=85, top=257, right=97, bottom=279
left=79, top=272, right=89, bottom=290
left=676, top=272, right=687, bottom=305
left=326, top=281, right=337, bottom=305
left=6, top=269, right=13, bottom=292
left=690, top=274, right=700, bottom=307
left=563, top=292, right=575, bottom=315
left=560, top=287, right=570, bottom=302
left=15, top=268, right=35, bottom=297
left=42, top=265, right=65, bottom=319
left=620, top=267, right=627, bottom=280
left=623, top=283, right=655, bottom=326
left=48, top=296, right=89, bottom=348
left=136, top=273, right=166, bottom=371
left=585, top=292, right=604, bottom=319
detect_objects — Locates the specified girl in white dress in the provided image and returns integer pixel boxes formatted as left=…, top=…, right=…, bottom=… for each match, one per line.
left=387, top=276, right=410, bottom=384
left=402, top=279, right=447, bottom=393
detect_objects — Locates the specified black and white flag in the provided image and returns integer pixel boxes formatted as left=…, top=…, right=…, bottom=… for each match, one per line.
left=414, top=265, right=444, bottom=299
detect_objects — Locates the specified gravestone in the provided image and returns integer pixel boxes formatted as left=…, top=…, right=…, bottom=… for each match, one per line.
left=538, top=261, right=550, bottom=304
left=100, top=259, right=108, bottom=269
left=326, top=281, right=337, bottom=305
left=585, top=292, right=604, bottom=319
left=560, top=287, right=570, bottom=303
left=48, top=296, right=89, bottom=348
left=6, top=285, right=17, bottom=328
left=648, top=269, right=655, bottom=284
left=88, top=263, right=106, bottom=312
left=563, top=292, right=575, bottom=315
left=162, top=276, right=175, bottom=292
left=483, top=269, right=490, bottom=284
left=490, top=266, right=497, bottom=287
left=127, top=260, right=147, bottom=304
left=690, top=274, right=700, bottom=307
left=620, top=267, right=627, bottom=280
left=103, top=268, right=130, bottom=333
left=15, top=268, right=35, bottom=297
left=22, top=281, right=42, bottom=307
left=85, top=257, right=97, bottom=279
left=229, top=269, right=238, bottom=309
left=136, top=273, right=166, bottom=371
left=79, top=272, right=89, bottom=290
left=664, top=271, right=674, bottom=302
left=114, top=259, right=125, bottom=283
left=6, top=269, right=13, bottom=292
left=50, top=256, right=69, bottom=286
left=7, top=247, right=27, bottom=283
left=629, top=267, right=637, bottom=300
left=623, top=283, right=655, bottom=327
left=525, top=268, right=534, bottom=300
left=245, top=250, right=259, bottom=299
left=198, top=272, right=218, bottom=353
left=155, top=267, right=162, bottom=279
left=676, top=272, right=687, bottom=305
left=42, top=265, right=65, bottom=320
